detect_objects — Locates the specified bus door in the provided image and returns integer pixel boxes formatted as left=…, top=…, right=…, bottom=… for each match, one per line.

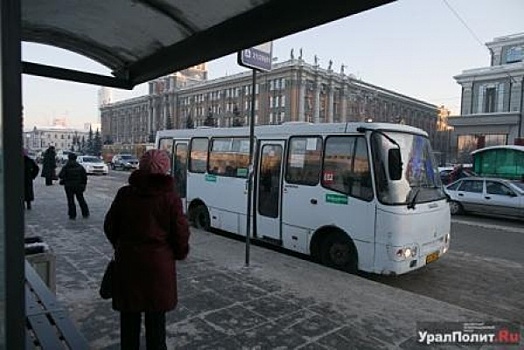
left=173, top=141, right=188, bottom=212
left=256, top=141, right=284, bottom=243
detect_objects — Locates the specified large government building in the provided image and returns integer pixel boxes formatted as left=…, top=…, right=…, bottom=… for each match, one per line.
left=100, top=56, right=442, bottom=153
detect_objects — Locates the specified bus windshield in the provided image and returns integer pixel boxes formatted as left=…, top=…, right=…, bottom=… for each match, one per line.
left=371, top=131, right=445, bottom=206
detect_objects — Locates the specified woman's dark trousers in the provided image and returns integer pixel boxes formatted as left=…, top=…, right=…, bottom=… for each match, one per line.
left=120, top=312, right=167, bottom=350
left=64, top=187, right=89, bottom=219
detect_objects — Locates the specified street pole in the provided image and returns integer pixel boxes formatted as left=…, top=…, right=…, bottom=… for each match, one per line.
left=245, top=68, right=256, bottom=267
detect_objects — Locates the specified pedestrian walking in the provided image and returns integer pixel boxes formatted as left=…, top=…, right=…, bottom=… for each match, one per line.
left=23, top=149, right=39, bottom=210
left=58, top=153, right=90, bottom=219
left=104, top=149, right=190, bottom=350
left=41, top=145, right=57, bottom=186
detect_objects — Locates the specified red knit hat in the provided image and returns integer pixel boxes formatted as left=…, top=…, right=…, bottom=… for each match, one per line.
left=139, top=150, right=170, bottom=174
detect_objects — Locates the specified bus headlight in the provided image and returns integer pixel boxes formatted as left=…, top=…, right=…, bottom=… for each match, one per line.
left=390, top=244, right=418, bottom=261
left=442, top=233, right=450, bottom=254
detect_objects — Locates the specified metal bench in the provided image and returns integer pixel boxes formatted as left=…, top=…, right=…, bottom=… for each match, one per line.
left=25, top=261, right=89, bottom=350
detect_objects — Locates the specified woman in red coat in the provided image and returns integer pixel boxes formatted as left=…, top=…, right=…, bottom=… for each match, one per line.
left=104, top=149, right=190, bottom=350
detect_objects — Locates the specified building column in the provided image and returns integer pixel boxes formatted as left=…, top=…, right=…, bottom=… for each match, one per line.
left=298, top=78, right=305, bottom=122
left=461, top=82, right=473, bottom=115
left=340, top=84, right=347, bottom=122
left=516, top=79, right=524, bottom=142
left=313, top=80, right=320, bottom=123
left=328, top=84, right=334, bottom=123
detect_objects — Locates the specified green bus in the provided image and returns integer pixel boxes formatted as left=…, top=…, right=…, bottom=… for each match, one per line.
left=471, top=145, right=524, bottom=180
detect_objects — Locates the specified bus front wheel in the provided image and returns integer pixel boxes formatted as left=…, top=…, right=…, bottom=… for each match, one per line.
left=191, top=205, right=210, bottom=231
left=320, top=232, right=358, bottom=273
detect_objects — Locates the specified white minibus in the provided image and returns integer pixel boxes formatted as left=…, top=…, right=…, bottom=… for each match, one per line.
left=156, top=122, right=450, bottom=275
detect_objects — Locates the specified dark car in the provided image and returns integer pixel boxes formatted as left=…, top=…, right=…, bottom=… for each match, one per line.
left=111, top=154, right=139, bottom=170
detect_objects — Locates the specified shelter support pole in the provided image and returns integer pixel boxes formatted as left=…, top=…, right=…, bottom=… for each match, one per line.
left=245, top=69, right=257, bottom=266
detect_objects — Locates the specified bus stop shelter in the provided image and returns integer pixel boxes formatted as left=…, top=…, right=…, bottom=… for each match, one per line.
left=1, top=0, right=394, bottom=347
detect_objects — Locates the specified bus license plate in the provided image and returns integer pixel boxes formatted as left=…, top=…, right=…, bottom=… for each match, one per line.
left=426, top=251, right=439, bottom=264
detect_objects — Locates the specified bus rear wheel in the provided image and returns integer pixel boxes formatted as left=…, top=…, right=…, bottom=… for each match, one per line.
left=191, top=205, right=210, bottom=231
left=320, top=232, right=358, bottom=273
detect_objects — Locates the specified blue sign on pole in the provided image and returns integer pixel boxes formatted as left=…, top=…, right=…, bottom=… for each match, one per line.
left=237, top=42, right=273, bottom=72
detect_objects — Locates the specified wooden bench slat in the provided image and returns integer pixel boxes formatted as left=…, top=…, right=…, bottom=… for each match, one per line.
left=25, top=261, right=59, bottom=310
left=25, top=284, right=42, bottom=317
left=25, top=330, right=37, bottom=350
left=25, top=260, right=90, bottom=349
left=27, top=314, right=65, bottom=349
left=49, top=311, right=89, bottom=350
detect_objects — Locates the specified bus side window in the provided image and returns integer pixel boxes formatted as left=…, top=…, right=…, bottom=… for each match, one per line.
left=209, top=137, right=249, bottom=178
left=322, top=136, right=373, bottom=201
left=285, top=136, right=322, bottom=186
left=189, top=138, right=209, bottom=173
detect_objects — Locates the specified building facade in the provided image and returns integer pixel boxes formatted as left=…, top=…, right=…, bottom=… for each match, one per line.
left=23, top=126, right=90, bottom=153
left=101, top=59, right=440, bottom=148
left=448, top=33, right=524, bottom=162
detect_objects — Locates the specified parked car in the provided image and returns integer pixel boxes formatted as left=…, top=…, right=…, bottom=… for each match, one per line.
left=111, top=154, right=139, bottom=170
left=77, top=155, right=109, bottom=175
left=56, top=150, right=77, bottom=165
left=438, top=166, right=454, bottom=184
left=444, top=177, right=524, bottom=219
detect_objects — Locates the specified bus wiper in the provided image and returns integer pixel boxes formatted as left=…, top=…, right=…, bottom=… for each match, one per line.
left=357, top=127, right=400, bottom=148
left=407, top=188, right=421, bottom=210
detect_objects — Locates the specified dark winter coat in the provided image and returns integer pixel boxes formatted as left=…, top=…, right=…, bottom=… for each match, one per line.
left=103, top=170, right=190, bottom=312
left=41, top=148, right=57, bottom=178
left=24, top=156, right=39, bottom=201
left=58, top=160, right=87, bottom=190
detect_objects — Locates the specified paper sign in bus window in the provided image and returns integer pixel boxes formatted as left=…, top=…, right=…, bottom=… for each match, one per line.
left=290, top=154, right=305, bottom=168
left=306, top=138, right=317, bottom=151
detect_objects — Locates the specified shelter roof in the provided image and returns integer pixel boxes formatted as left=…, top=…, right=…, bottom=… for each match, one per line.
left=22, top=0, right=394, bottom=88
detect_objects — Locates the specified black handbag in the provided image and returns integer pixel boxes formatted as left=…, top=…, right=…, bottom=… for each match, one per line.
left=99, top=260, right=114, bottom=299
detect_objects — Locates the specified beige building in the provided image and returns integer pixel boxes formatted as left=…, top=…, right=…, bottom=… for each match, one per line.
left=23, top=123, right=92, bottom=153
left=448, top=32, right=524, bottom=162
left=101, top=59, right=439, bottom=147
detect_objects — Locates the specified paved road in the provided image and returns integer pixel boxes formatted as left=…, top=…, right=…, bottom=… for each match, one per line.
left=25, top=170, right=522, bottom=349
left=98, top=170, right=524, bottom=324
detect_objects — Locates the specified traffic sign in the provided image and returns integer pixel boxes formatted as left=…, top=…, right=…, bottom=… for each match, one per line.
left=237, top=42, right=273, bottom=72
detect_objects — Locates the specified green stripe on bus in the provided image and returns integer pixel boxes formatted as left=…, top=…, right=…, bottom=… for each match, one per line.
left=326, top=193, right=348, bottom=204
left=205, top=174, right=217, bottom=182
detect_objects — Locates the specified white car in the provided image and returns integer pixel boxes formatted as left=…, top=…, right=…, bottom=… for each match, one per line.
left=77, top=155, right=109, bottom=175
left=444, top=177, right=524, bottom=219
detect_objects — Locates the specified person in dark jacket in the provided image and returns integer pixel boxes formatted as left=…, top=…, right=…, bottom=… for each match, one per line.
left=58, top=153, right=89, bottom=219
left=104, top=149, right=190, bottom=350
left=23, top=149, right=40, bottom=209
left=41, top=145, right=57, bottom=185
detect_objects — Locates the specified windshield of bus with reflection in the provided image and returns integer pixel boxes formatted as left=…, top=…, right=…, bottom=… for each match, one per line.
left=371, top=131, right=445, bottom=206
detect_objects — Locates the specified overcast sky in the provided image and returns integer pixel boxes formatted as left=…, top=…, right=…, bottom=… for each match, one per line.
left=22, top=0, right=524, bottom=130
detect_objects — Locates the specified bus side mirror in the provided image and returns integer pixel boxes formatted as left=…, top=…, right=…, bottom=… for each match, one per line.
left=388, top=148, right=402, bottom=180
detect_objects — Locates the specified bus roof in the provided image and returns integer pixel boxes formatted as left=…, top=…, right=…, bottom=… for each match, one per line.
left=156, top=122, right=428, bottom=140
left=470, top=145, right=524, bottom=155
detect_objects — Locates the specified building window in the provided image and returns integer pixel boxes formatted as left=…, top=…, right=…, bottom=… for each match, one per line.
left=485, top=134, right=507, bottom=147
left=506, top=46, right=523, bottom=63
left=484, top=87, right=496, bottom=113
